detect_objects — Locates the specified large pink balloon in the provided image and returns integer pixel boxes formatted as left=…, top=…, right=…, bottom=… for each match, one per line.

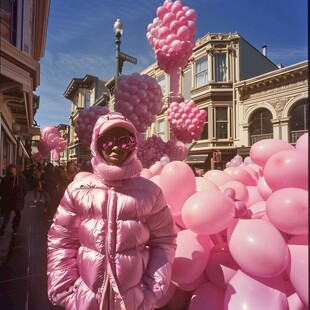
left=286, top=235, right=308, bottom=305
left=264, top=149, right=308, bottom=191
left=224, top=167, right=256, bottom=186
left=295, top=132, right=308, bottom=153
left=256, top=176, right=272, bottom=200
left=245, top=185, right=263, bottom=208
left=160, top=161, right=196, bottom=217
left=171, top=230, right=210, bottom=284
left=250, top=138, right=294, bottom=168
left=224, top=270, right=289, bottom=309
left=204, top=242, right=239, bottom=289
left=182, top=190, right=235, bottom=235
left=204, top=170, right=234, bottom=187
left=195, top=177, right=218, bottom=192
left=227, top=219, right=289, bottom=277
left=189, top=282, right=225, bottom=310
left=219, top=180, right=249, bottom=203
left=266, top=188, right=308, bottom=235
left=176, top=272, right=206, bottom=292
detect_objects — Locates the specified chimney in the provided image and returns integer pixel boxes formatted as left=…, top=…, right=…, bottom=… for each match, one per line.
left=262, top=45, right=267, bottom=57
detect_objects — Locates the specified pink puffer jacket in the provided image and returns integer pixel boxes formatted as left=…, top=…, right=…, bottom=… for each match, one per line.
left=47, top=113, right=177, bottom=310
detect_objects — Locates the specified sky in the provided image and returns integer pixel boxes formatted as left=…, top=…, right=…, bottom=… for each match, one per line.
left=35, top=0, right=308, bottom=130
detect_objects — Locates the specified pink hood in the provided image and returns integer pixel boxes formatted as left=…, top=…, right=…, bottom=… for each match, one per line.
left=90, top=112, right=142, bottom=187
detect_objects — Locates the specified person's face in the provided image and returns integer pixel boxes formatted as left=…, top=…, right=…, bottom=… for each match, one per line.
left=67, top=163, right=75, bottom=171
left=9, top=167, right=17, bottom=176
left=98, top=127, right=135, bottom=166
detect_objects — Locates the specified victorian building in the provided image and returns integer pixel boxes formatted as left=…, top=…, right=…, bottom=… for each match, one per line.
left=0, top=0, right=50, bottom=176
left=63, top=33, right=308, bottom=171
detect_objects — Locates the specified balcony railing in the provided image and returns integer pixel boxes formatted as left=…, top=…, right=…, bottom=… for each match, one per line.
left=250, top=133, right=273, bottom=145
left=291, top=130, right=308, bottom=144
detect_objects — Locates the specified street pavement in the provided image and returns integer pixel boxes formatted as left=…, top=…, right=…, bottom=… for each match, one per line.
left=0, top=190, right=62, bottom=310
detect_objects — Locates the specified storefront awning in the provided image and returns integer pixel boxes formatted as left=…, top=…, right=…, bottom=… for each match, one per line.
left=184, top=154, right=209, bottom=164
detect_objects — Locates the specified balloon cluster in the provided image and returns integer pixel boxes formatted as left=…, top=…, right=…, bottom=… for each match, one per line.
left=114, top=73, right=163, bottom=133
left=32, top=126, right=67, bottom=162
left=140, top=133, right=308, bottom=309
left=75, top=105, right=110, bottom=147
left=146, top=0, right=196, bottom=74
left=137, top=135, right=187, bottom=168
left=167, top=100, right=207, bottom=143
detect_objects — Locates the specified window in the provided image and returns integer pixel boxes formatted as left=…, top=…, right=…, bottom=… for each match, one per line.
left=216, top=107, right=228, bottom=139
left=157, top=119, right=165, bottom=141
left=0, top=0, right=17, bottom=44
left=200, top=108, right=208, bottom=140
left=290, top=101, right=308, bottom=143
left=195, top=56, right=208, bottom=87
left=214, top=53, right=227, bottom=82
left=84, top=91, right=91, bottom=108
left=249, top=108, right=273, bottom=144
left=157, top=74, right=166, bottom=95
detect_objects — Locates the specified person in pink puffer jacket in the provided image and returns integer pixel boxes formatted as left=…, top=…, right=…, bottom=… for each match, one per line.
left=47, top=112, right=177, bottom=309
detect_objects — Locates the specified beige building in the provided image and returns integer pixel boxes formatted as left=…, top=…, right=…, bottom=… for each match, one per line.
left=63, top=74, right=110, bottom=164
left=140, top=32, right=308, bottom=170
left=0, top=0, right=50, bottom=175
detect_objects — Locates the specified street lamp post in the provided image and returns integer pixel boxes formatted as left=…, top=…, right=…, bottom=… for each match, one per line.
left=113, top=17, right=123, bottom=88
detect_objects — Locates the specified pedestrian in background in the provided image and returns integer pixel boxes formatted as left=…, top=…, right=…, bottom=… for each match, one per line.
left=40, top=163, right=59, bottom=216
left=57, top=161, right=76, bottom=199
left=32, top=164, right=44, bottom=203
left=0, top=164, right=28, bottom=236
left=47, top=112, right=177, bottom=309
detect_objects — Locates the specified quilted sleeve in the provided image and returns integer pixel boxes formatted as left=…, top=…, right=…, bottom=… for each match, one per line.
left=142, top=188, right=177, bottom=301
left=47, top=186, right=82, bottom=307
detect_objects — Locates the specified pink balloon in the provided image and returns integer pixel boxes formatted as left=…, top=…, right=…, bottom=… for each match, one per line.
left=204, top=170, right=234, bottom=187
left=264, top=149, right=308, bottom=191
left=250, top=138, right=294, bottom=168
left=204, top=242, right=239, bottom=289
left=182, top=190, right=235, bottom=235
left=31, top=152, right=42, bottom=162
left=219, top=180, right=249, bottom=203
left=286, top=235, right=308, bottom=305
left=189, top=282, right=225, bottom=310
left=227, top=219, right=289, bottom=278
left=149, top=161, right=164, bottom=176
left=285, top=280, right=308, bottom=310
left=256, top=176, right=272, bottom=200
left=266, top=188, right=308, bottom=235
left=150, top=175, right=161, bottom=187
left=176, top=272, right=206, bottom=292
left=224, top=167, right=256, bottom=186
left=245, top=185, right=263, bottom=208
left=224, top=270, right=289, bottom=309
left=171, top=230, right=210, bottom=285
left=295, top=132, right=308, bottom=153
left=160, top=161, right=196, bottom=217
left=248, top=201, right=266, bottom=219
left=139, top=168, right=153, bottom=179
left=195, top=177, right=218, bottom=192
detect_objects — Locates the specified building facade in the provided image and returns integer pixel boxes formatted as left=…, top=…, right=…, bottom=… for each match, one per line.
left=62, top=33, right=308, bottom=171
left=140, top=33, right=308, bottom=171
left=0, top=0, right=50, bottom=176
left=63, top=74, right=110, bottom=164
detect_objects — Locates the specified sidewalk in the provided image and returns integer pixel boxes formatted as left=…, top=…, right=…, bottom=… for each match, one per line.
left=0, top=190, right=62, bottom=310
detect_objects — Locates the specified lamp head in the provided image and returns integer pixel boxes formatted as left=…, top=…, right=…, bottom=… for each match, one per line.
left=113, top=18, right=123, bottom=36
